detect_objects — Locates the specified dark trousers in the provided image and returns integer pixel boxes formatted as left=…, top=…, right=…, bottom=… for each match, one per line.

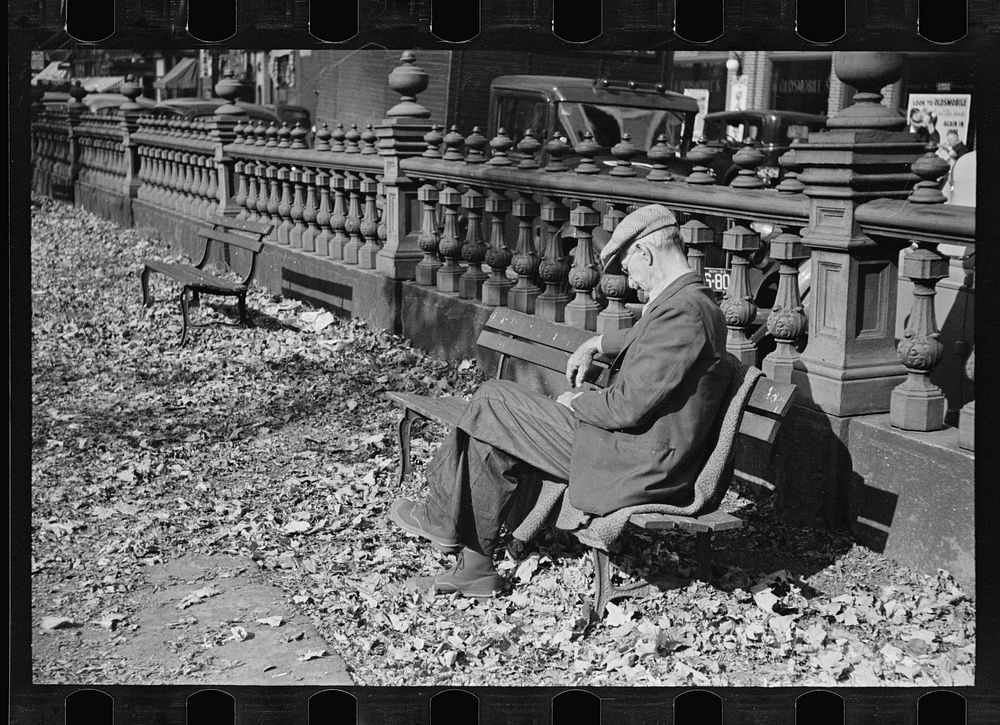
left=423, top=379, right=578, bottom=556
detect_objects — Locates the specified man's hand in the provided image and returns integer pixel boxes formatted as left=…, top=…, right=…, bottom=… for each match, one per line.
left=557, top=391, right=583, bottom=409
left=565, top=335, right=603, bottom=388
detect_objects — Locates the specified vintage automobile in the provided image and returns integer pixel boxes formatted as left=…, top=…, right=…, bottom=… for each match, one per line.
left=151, top=98, right=312, bottom=131
left=687, top=109, right=829, bottom=186
left=488, top=75, right=700, bottom=179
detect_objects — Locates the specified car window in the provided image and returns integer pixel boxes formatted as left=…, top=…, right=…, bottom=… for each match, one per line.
left=786, top=123, right=811, bottom=141
left=496, top=94, right=549, bottom=140
left=702, top=117, right=762, bottom=144
left=569, top=102, right=688, bottom=152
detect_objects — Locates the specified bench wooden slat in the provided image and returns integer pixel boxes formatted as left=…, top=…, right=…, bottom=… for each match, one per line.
left=384, top=392, right=468, bottom=427
left=629, top=509, right=744, bottom=533
left=477, top=330, right=574, bottom=375
left=738, top=409, right=782, bottom=445
left=484, top=308, right=597, bottom=354
left=143, top=260, right=246, bottom=293
left=747, top=378, right=797, bottom=417
left=199, top=227, right=266, bottom=254
left=213, top=216, right=273, bottom=236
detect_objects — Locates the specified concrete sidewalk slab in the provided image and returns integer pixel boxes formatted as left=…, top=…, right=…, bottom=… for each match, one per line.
left=111, top=554, right=353, bottom=685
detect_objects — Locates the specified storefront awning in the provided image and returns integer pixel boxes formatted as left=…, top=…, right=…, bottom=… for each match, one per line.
left=31, top=61, right=70, bottom=86
left=154, top=57, right=198, bottom=90
left=79, top=76, right=124, bottom=93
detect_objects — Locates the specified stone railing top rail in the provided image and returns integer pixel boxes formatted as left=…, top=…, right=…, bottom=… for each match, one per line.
left=224, top=144, right=384, bottom=176
left=856, top=199, right=975, bottom=247
left=132, top=131, right=216, bottom=155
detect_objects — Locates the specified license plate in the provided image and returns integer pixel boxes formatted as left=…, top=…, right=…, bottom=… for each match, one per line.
left=704, top=267, right=730, bottom=292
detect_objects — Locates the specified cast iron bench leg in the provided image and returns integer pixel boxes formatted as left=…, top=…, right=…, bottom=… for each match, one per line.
left=140, top=266, right=152, bottom=309
left=696, top=531, right=713, bottom=582
left=589, top=547, right=612, bottom=620
left=395, top=408, right=418, bottom=486
left=179, top=287, right=191, bottom=347
left=238, top=293, right=252, bottom=327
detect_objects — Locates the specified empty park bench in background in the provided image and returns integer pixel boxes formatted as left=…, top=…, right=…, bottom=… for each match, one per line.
left=140, top=216, right=273, bottom=346
left=386, top=308, right=797, bottom=617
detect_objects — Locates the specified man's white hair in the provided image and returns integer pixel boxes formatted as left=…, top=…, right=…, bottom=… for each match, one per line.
left=639, top=225, right=685, bottom=256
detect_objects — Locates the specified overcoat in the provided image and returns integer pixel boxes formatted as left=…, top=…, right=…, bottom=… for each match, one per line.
left=568, top=271, right=731, bottom=515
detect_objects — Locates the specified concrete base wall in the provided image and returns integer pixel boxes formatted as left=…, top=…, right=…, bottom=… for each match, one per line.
left=847, top=415, right=974, bottom=592
left=116, top=200, right=980, bottom=591
left=75, top=181, right=133, bottom=228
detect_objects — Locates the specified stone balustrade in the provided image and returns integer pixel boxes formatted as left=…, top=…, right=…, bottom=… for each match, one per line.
left=30, top=51, right=976, bottom=449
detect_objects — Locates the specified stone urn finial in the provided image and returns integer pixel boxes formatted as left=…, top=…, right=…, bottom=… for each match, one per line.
left=908, top=143, right=951, bottom=204
left=828, top=52, right=907, bottom=130
left=68, top=79, right=87, bottom=106
left=386, top=50, right=430, bottom=119
left=119, top=75, right=144, bottom=112
left=214, top=71, right=247, bottom=117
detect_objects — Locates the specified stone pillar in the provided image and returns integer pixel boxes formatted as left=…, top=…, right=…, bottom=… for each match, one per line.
left=118, top=77, right=144, bottom=200
left=209, top=75, right=246, bottom=217
left=791, top=52, right=926, bottom=417
left=375, top=51, right=434, bottom=280
left=958, top=349, right=974, bottom=451
left=719, top=223, right=760, bottom=366
left=762, top=231, right=809, bottom=383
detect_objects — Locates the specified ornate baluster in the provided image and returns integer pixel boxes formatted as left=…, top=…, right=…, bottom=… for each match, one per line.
left=596, top=202, right=633, bottom=332
left=888, top=148, right=953, bottom=431
left=565, top=200, right=602, bottom=330
left=301, top=168, right=319, bottom=252
left=458, top=183, right=488, bottom=300
left=762, top=231, right=810, bottom=383
left=482, top=189, right=514, bottom=306
left=958, top=349, right=974, bottom=451
left=180, top=153, right=196, bottom=215
left=680, top=218, right=713, bottom=282
left=250, top=161, right=266, bottom=222
left=265, top=165, right=281, bottom=242
left=889, top=241, right=949, bottom=431
left=314, top=170, right=332, bottom=256
left=436, top=184, right=464, bottom=294
left=276, top=167, right=293, bottom=245
left=244, top=162, right=260, bottom=221
left=195, top=156, right=210, bottom=218
left=719, top=223, right=760, bottom=365
left=205, top=158, right=218, bottom=219
left=358, top=174, right=381, bottom=268
left=535, top=194, right=571, bottom=322
left=342, top=171, right=363, bottom=263
left=289, top=168, right=306, bottom=248
left=329, top=169, right=347, bottom=260
left=415, top=181, right=441, bottom=286
left=508, top=193, right=541, bottom=314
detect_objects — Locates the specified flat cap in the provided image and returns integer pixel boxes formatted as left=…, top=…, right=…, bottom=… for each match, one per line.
left=600, top=204, right=678, bottom=272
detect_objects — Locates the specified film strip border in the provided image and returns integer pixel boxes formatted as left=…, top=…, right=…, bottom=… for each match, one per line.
left=12, top=685, right=983, bottom=722
left=12, top=0, right=994, bottom=46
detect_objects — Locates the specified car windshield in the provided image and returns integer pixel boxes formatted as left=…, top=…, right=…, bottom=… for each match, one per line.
left=560, top=102, right=689, bottom=152
left=701, top=116, right=763, bottom=144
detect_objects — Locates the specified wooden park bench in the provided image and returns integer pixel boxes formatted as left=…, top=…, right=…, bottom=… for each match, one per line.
left=140, top=216, right=273, bottom=346
left=385, top=308, right=796, bottom=616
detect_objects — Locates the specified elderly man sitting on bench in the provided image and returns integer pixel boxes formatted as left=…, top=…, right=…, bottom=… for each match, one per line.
left=390, top=204, right=733, bottom=597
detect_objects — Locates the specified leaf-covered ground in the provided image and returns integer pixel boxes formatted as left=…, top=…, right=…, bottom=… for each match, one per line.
left=30, top=196, right=975, bottom=687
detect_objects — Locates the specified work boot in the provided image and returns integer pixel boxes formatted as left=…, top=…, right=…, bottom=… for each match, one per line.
left=431, top=548, right=502, bottom=599
left=389, top=497, right=461, bottom=553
